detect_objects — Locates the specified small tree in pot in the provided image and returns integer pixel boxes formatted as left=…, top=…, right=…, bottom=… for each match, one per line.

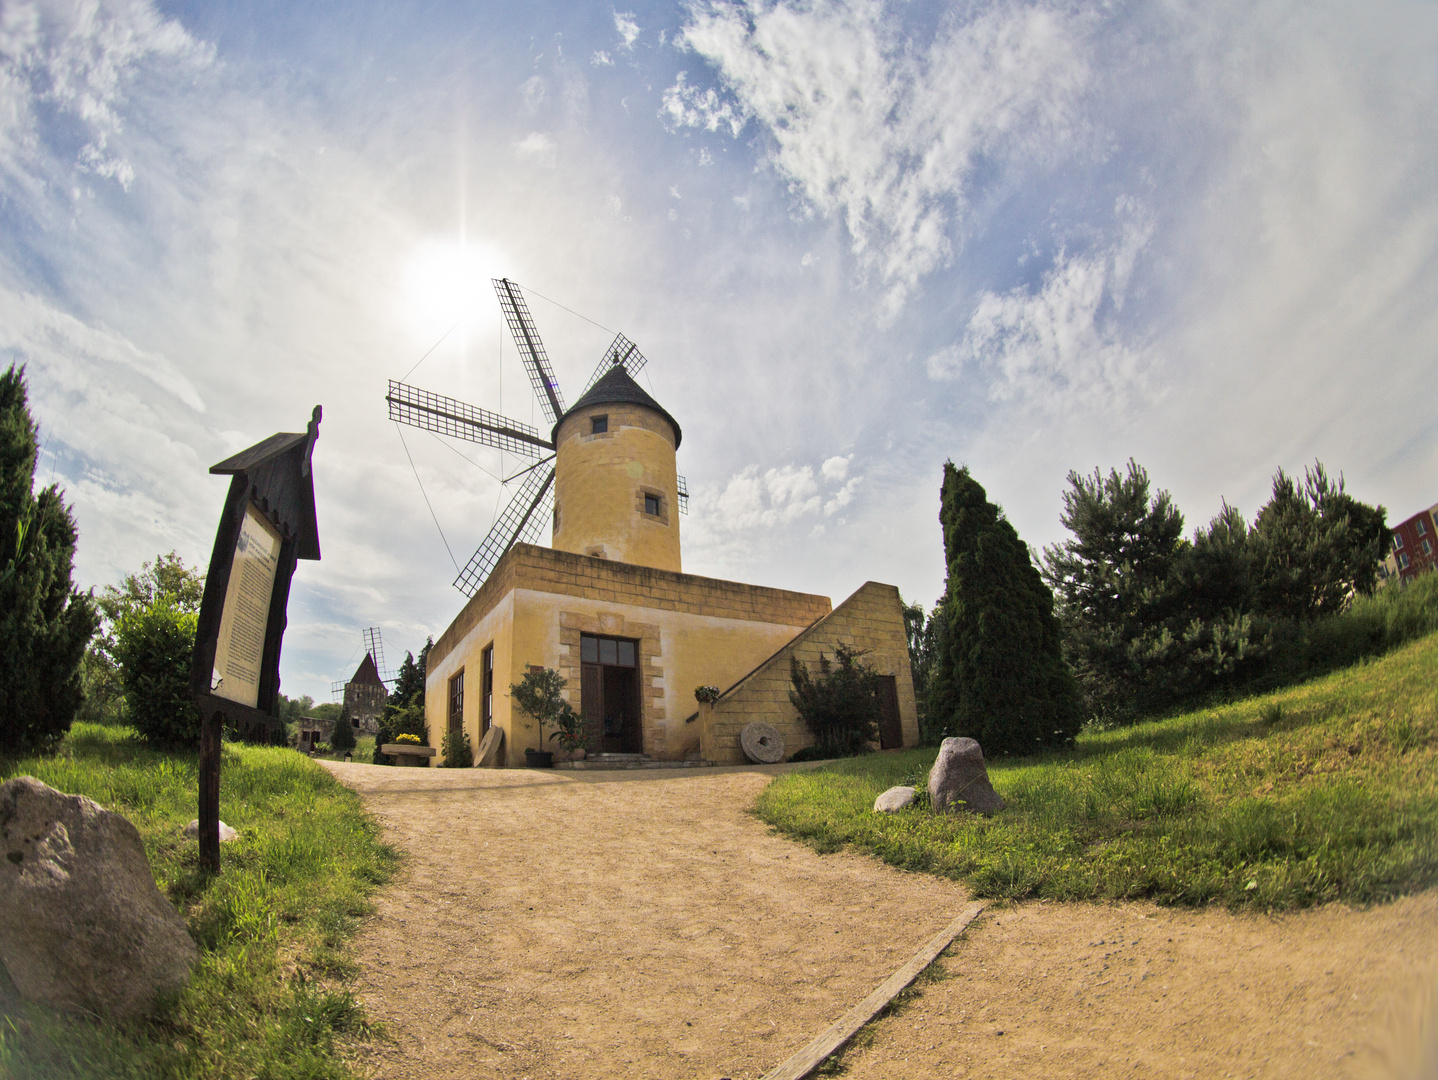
left=510, top=666, right=581, bottom=766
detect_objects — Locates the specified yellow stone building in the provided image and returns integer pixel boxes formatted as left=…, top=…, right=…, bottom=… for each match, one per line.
left=423, top=365, right=919, bottom=766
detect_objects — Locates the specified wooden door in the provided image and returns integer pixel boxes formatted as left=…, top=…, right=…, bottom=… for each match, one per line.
left=581, top=664, right=602, bottom=752
left=877, top=675, right=903, bottom=750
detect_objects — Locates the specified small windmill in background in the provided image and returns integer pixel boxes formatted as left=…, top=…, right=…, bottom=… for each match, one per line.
left=386, top=278, right=687, bottom=598
left=330, top=625, right=395, bottom=703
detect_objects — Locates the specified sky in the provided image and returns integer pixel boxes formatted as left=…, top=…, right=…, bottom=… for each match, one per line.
left=3, top=0, right=1435, bottom=703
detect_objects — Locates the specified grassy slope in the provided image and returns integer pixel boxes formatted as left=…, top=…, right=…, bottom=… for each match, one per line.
left=0, top=726, right=396, bottom=1080
left=757, top=631, right=1438, bottom=910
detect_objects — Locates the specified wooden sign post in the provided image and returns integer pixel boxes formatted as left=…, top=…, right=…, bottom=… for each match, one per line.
left=189, top=407, right=323, bottom=872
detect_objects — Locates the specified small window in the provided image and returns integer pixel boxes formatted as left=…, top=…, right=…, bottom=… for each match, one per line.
left=1399, top=552, right=1411, bottom=570
left=1423, top=539, right=1433, bottom=556
left=1394, top=533, right=1406, bottom=549
left=644, top=493, right=661, bottom=516
left=591, top=415, right=608, bottom=434
left=580, top=633, right=637, bottom=668
left=1419, top=518, right=1429, bottom=536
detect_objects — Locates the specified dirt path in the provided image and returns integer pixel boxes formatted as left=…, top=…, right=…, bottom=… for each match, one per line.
left=322, top=761, right=1438, bottom=1080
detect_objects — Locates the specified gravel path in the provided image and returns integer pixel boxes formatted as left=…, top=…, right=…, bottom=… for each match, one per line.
left=321, top=761, right=1438, bottom=1080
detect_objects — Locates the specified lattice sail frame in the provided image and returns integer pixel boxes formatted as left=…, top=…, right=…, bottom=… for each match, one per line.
left=493, top=278, right=565, bottom=425
left=452, top=464, right=556, bottom=597
left=386, top=380, right=552, bottom=456
left=579, top=333, right=649, bottom=397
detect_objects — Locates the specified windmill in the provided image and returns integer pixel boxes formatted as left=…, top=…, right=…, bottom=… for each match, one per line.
left=386, top=278, right=686, bottom=597
left=329, top=625, right=395, bottom=702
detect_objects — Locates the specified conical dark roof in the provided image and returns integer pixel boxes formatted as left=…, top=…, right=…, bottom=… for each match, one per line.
left=350, top=652, right=384, bottom=688
left=552, top=364, right=682, bottom=449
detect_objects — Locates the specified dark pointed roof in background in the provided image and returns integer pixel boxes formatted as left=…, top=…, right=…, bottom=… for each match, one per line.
left=350, top=652, right=384, bottom=687
left=552, top=364, right=682, bottom=449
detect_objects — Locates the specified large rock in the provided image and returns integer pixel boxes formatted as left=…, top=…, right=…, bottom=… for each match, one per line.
left=874, top=786, right=918, bottom=813
left=0, top=776, right=198, bottom=1021
left=928, top=737, right=1004, bottom=814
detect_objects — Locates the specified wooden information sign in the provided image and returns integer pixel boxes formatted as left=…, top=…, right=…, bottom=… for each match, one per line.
left=190, top=407, right=322, bottom=871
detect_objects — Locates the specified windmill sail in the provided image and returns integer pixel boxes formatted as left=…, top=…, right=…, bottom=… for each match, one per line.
left=580, top=333, right=649, bottom=397
left=453, top=464, right=556, bottom=597
left=386, top=380, right=553, bottom=456
left=493, top=278, right=565, bottom=425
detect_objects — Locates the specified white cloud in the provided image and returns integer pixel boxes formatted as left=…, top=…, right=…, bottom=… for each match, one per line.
left=673, top=0, right=1090, bottom=312
left=0, top=0, right=211, bottom=185
left=824, top=475, right=861, bottom=516
left=515, top=130, right=556, bottom=167
left=658, top=71, right=747, bottom=137
left=820, top=454, right=849, bottom=481
left=519, top=74, right=547, bottom=112
left=0, top=287, right=205, bottom=412
left=938, top=208, right=1154, bottom=415
left=613, top=10, right=640, bottom=50
left=591, top=50, right=613, bottom=67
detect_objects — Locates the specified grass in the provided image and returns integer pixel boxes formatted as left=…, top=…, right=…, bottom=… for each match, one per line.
left=757, top=630, right=1438, bottom=911
left=308, top=735, right=377, bottom=763
left=0, top=724, right=397, bottom=1079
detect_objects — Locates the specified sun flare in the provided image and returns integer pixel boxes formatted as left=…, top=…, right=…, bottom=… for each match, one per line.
left=402, top=238, right=510, bottom=339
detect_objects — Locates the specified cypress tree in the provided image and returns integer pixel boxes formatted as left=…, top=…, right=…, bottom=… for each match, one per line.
left=928, top=462, right=1083, bottom=754
left=0, top=365, right=98, bottom=753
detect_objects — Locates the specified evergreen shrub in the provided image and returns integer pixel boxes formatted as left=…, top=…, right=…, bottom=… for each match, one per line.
left=928, top=463, right=1084, bottom=754
left=329, top=708, right=356, bottom=751
left=0, top=364, right=97, bottom=753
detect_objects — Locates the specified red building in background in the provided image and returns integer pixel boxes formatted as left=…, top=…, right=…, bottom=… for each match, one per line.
left=1381, top=503, right=1438, bottom=585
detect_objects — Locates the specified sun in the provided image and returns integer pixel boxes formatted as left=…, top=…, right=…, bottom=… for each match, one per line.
left=401, top=238, right=511, bottom=340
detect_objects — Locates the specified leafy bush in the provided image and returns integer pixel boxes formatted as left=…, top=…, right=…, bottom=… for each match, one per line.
left=0, top=364, right=98, bottom=754
left=789, top=644, right=880, bottom=757
left=440, top=726, right=472, bottom=767
left=113, top=595, right=200, bottom=748
left=85, top=551, right=206, bottom=733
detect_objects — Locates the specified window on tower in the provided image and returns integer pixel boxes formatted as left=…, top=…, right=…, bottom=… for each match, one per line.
left=645, top=493, right=661, bottom=516
left=591, top=415, right=608, bottom=434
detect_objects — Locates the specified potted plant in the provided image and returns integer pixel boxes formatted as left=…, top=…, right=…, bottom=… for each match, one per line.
left=550, top=701, right=587, bottom=761
left=510, top=666, right=580, bottom=767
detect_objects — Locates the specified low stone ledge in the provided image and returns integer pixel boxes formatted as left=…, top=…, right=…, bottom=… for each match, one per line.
left=382, top=744, right=437, bottom=767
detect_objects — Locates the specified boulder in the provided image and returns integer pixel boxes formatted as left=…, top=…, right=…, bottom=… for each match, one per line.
left=874, top=786, right=918, bottom=813
left=0, top=776, right=198, bottom=1022
left=183, top=819, right=238, bottom=842
left=740, top=722, right=785, bottom=764
left=928, top=737, right=1004, bottom=814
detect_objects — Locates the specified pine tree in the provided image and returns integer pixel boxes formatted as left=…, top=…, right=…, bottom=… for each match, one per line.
left=1250, top=463, right=1390, bottom=621
left=1041, top=460, right=1190, bottom=718
left=0, top=365, right=98, bottom=753
left=330, top=706, right=356, bottom=751
left=929, top=463, right=1083, bottom=754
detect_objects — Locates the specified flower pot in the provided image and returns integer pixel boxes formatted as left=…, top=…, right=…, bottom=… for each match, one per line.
left=524, top=749, right=554, bottom=768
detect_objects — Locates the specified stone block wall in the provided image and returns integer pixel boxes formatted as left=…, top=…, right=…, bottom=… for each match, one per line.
left=701, top=581, right=919, bottom=764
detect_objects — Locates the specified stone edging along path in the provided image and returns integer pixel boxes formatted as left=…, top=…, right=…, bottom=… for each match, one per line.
left=321, top=760, right=1438, bottom=1080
